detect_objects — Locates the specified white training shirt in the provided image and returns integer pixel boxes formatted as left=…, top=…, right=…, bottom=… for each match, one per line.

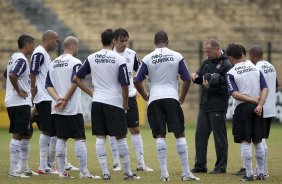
left=113, top=47, right=139, bottom=97
left=256, top=60, right=277, bottom=118
left=30, top=45, right=52, bottom=103
left=226, top=61, right=268, bottom=111
left=76, top=49, right=130, bottom=109
left=5, top=52, right=32, bottom=107
left=46, top=54, right=83, bottom=115
left=134, top=47, right=191, bottom=104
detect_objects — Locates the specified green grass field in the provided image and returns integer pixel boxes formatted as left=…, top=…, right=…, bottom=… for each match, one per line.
left=0, top=122, right=282, bottom=184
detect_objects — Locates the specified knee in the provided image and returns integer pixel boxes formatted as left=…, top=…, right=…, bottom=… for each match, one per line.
left=129, top=127, right=140, bottom=134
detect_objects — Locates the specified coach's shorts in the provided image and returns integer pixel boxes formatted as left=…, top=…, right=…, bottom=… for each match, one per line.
left=232, top=103, right=264, bottom=143
left=35, top=101, right=56, bottom=136
left=263, top=117, right=272, bottom=139
left=91, top=102, right=127, bottom=136
left=147, top=98, right=185, bottom=138
left=53, top=114, right=86, bottom=139
left=7, top=105, right=32, bottom=136
left=126, top=96, right=139, bottom=128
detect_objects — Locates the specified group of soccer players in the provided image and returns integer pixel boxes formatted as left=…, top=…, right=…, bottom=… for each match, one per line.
left=3, top=28, right=277, bottom=182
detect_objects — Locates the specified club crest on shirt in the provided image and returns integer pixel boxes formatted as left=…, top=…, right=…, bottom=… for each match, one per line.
left=216, top=64, right=221, bottom=69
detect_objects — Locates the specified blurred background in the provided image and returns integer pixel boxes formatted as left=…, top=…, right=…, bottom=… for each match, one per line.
left=1, top=0, right=282, bottom=127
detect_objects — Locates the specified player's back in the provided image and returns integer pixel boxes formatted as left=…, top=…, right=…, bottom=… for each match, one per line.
left=256, top=60, right=276, bottom=117
left=48, top=54, right=82, bottom=115
left=87, top=49, right=128, bottom=108
left=142, top=47, right=184, bottom=103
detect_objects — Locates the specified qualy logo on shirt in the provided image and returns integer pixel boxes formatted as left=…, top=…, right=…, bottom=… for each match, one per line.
left=262, top=65, right=275, bottom=73
left=151, top=54, right=174, bottom=65
left=235, top=65, right=256, bottom=75
left=94, top=54, right=115, bottom=64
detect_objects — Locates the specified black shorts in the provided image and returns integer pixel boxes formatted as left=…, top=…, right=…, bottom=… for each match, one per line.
left=53, top=114, right=86, bottom=139
left=91, top=102, right=127, bottom=136
left=147, top=98, right=185, bottom=138
left=232, top=103, right=264, bottom=143
left=263, top=117, right=272, bottom=139
left=126, top=96, right=139, bottom=128
left=7, top=105, right=32, bottom=136
left=35, top=101, right=56, bottom=136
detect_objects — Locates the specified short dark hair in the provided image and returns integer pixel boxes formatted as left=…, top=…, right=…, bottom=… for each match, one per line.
left=18, top=34, right=35, bottom=49
left=154, top=31, right=168, bottom=45
left=239, top=44, right=246, bottom=56
left=101, top=29, right=116, bottom=46
left=249, top=45, right=263, bottom=58
left=114, top=28, right=129, bottom=39
left=226, top=43, right=242, bottom=59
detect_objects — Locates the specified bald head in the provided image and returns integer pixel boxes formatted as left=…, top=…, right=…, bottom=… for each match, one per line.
left=63, top=36, right=78, bottom=56
left=42, top=30, right=58, bottom=41
left=42, top=30, right=59, bottom=52
left=64, top=36, right=78, bottom=49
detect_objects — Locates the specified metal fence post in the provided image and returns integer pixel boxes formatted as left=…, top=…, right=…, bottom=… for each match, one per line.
left=267, top=42, right=272, bottom=63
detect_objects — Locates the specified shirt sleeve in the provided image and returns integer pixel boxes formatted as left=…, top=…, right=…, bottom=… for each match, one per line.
left=45, top=71, right=54, bottom=88
left=118, top=63, right=130, bottom=86
left=76, top=59, right=91, bottom=79
left=133, top=54, right=140, bottom=72
left=30, top=53, right=44, bottom=75
left=178, top=59, right=191, bottom=80
left=259, top=71, right=268, bottom=90
left=9, top=59, right=26, bottom=78
left=134, top=61, right=148, bottom=82
left=71, top=63, right=82, bottom=82
left=226, top=73, right=239, bottom=95
left=3, top=68, right=7, bottom=78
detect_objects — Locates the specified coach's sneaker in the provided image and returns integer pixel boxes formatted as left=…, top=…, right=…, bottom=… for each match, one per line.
left=241, top=175, right=255, bottom=182
left=59, top=171, right=74, bottom=179
left=160, top=176, right=169, bottom=182
left=113, top=163, right=121, bottom=171
left=136, top=164, right=154, bottom=172
left=79, top=172, right=101, bottom=179
left=103, top=173, right=111, bottom=180
left=65, top=162, right=79, bottom=171
left=181, top=174, right=200, bottom=181
left=21, top=168, right=39, bottom=176
left=233, top=167, right=246, bottom=175
left=9, top=171, right=30, bottom=178
left=123, top=173, right=141, bottom=180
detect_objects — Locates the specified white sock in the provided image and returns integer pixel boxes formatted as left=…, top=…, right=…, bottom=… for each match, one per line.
left=157, top=138, right=169, bottom=177
left=117, top=138, right=132, bottom=176
left=96, top=137, right=109, bottom=175
left=176, top=137, right=191, bottom=176
left=75, top=140, right=88, bottom=174
left=241, top=143, right=253, bottom=177
left=262, top=139, right=268, bottom=175
left=56, top=139, right=66, bottom=174
left=109, top=136, right=120, bottom=166
left=20, top=139, right=30, bottom=171
left=48, top=136, right=57, bottom=166
left=39, top=134, right=50, bottom=170
left=254, top=142, right=265, bottom=175
left=131, top=134, right=145, bottom=166
left=65, top=144, right=69, bottom=166
left=9, top=139, right=21, bottom=174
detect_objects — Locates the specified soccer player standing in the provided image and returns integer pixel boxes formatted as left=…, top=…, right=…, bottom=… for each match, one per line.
left=45, top=36, right=101, bottom=179
left=73, top=29, right=140, bottom=180
left=109, top=28, right=153, bottom=172
left=249, top=45, right=278, bottom=179
left=30, top=30, right=60, bottom=174
left=134, top=31, right=199, bottom=181
left=4, top=34, right=35, bottom=177
left=226, top=43, right=268, bottom=181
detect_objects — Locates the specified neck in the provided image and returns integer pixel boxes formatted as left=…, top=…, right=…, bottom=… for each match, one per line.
left=156, top=43, right=167, bottom=48
left=103, top=45, right=113, bottom=50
